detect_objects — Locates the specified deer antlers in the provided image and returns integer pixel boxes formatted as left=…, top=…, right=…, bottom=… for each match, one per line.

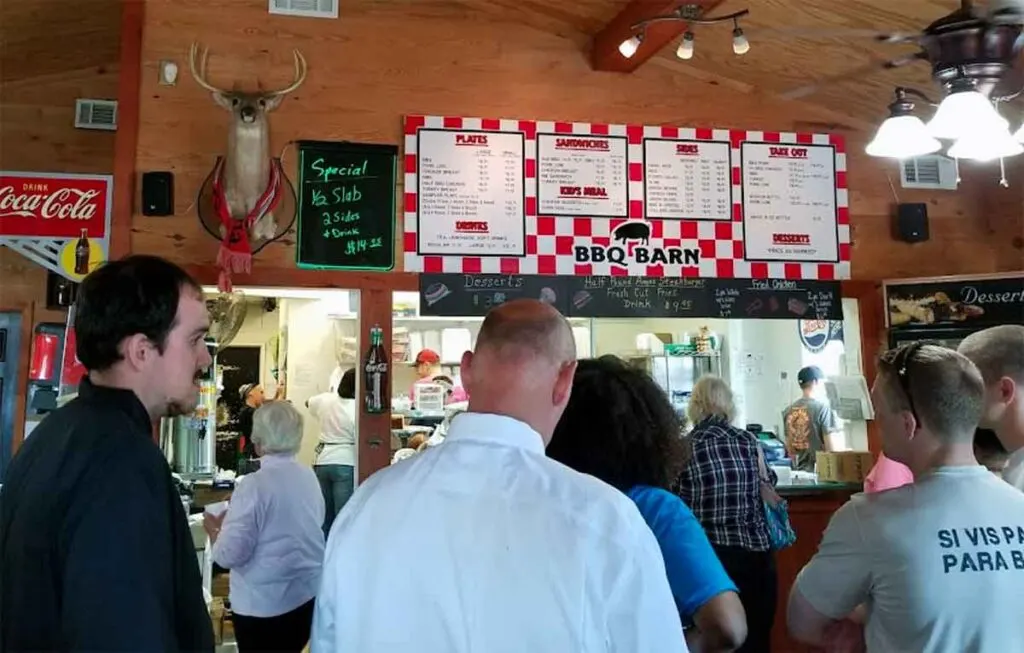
left=188, top=42, right=307, bottom=97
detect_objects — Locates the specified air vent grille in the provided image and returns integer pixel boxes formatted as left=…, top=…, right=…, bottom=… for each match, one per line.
left=269, top=0, right=338, bottom=18
left=74, top=99, right=118, bottom=131
left=900, top=155, right=957, bottom=190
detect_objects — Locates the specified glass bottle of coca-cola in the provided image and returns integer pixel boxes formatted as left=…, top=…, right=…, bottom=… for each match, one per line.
left=364, top=325, right=389, bottom=414
left=73, top=229, right=90, bottom=275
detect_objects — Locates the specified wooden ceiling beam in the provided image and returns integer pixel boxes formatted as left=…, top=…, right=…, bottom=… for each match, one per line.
left=590, top=0, right=726, bottom=73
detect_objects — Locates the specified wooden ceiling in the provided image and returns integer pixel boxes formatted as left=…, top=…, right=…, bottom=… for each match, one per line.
left=461, top=0, right=1013, bottom=130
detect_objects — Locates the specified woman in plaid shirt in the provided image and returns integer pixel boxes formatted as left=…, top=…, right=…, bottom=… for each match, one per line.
left=675, top=376, right=779, bottom=653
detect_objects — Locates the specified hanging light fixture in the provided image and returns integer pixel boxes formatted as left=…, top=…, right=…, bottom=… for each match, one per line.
left=865, top=88, right=941, bottom=159
left=732, top=19, right=749, bottom=55
left=947, top=123, right=1024, bottom=162
left=618, top=33, right=643, bottom=58
left=1013, top=121, right=1024, bottom=144
left=618, top=5, right=751, bottom=62
left=676, top=31, right=695, bottom=60
left=927, top=78, right=1008, bottom=140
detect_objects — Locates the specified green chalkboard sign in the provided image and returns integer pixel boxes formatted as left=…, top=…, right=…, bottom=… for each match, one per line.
left=295, top=140, right=397, bottom=271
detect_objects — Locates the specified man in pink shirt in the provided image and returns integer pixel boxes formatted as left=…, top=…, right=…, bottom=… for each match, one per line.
left=864, top=453, right=914, bottom=493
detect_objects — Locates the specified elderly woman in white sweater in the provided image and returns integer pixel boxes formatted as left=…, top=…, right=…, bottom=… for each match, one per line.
left=204, top=401, right=325, bottom=653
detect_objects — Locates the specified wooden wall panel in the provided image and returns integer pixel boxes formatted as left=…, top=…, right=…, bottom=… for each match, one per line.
left=133, top=0, right=1023, bottom=281
left=0, top=0, right=120, bottom=451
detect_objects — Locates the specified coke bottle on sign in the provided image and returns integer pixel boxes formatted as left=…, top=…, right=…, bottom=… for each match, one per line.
left=74, top=228, right=91, bottom=275
left=364, top=325, right=389, bottom=414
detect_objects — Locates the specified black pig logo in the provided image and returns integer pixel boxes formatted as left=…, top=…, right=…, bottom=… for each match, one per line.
left=613, top=221, right=651, bottom=246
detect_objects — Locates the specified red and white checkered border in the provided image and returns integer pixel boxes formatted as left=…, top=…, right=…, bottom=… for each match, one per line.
left=402, top=115, right=850, bottom=281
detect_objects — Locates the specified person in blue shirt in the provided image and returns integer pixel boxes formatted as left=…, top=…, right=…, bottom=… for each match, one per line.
left=547, top=355, right=747, bottom=652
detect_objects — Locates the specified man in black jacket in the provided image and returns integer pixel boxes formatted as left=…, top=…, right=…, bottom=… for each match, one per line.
left=0, top=255, right=215, bottom=651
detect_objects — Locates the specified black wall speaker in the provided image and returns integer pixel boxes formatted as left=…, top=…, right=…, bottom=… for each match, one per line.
left=894, top=202, right=929, bottom=243
left=141, top=171, right=174, bottom=217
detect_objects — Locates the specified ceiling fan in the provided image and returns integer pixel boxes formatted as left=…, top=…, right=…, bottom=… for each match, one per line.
left=779, top=0, right=1024, bottom=102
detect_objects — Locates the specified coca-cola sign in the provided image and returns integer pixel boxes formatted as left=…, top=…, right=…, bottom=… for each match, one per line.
left=0, top=172, right=112, bottom=239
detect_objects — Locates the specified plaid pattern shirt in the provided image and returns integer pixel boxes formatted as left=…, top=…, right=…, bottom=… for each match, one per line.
left=674, top=417, right=776, bottom=552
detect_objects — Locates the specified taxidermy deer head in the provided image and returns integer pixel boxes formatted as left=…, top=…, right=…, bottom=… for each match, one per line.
left=189, top=42, right=306, bottom=242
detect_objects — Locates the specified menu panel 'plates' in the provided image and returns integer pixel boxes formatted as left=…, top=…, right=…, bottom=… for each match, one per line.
left=416, top=129, right=526, bottom=257
left=741, top=142, right=838, bottom=263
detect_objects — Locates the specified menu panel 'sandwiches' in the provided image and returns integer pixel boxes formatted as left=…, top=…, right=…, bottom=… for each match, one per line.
left=416, top=129, right=526, bottom=256
left=643, top=138, right=732, bottom=221
left=420, top=274, right=842, bottom=321
left=741, top=142, right=839, bottom=263
left=885, top=276, right=1024, bottom=329
left=536, top=134, right=628, bottom=218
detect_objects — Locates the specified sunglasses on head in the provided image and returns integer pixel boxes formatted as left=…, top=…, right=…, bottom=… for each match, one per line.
left=880, top=341, right=928, bottom=424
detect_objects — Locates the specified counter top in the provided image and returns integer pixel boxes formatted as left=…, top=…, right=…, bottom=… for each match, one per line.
left=777, top=482, right=861, bottom=497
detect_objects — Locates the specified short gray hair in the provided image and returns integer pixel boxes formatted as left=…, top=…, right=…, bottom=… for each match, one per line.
left=252, top=401, right=304, bottom=455
left=959, top=325, right=1024, bottom=385
left=688, top=375, right=737, bottom=425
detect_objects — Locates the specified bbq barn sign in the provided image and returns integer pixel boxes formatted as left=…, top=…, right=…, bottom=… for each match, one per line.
left=0, top=171, right=113, bottom=282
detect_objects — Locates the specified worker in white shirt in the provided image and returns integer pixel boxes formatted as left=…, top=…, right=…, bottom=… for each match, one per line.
left=307, top=368, right=358, bottom=537
left=959, top=325, right=1024, bottom=491
left=311, top=299, right=686, bottom=653
left=205, top=401, right=325, bottom=653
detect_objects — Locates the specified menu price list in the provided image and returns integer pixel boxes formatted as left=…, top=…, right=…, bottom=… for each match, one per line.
left=643, top=139, right=732, bottom=221
left=416, top=129, right=526, bottom=256
left=741, top=142, right=839, bottom=262
left=420, top=274, right=841, bottom=321
left=536, top=134, right=628, bottom=217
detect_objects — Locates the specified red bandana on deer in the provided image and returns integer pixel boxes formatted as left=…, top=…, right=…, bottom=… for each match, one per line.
left=211, top=158, right=283, bottom=292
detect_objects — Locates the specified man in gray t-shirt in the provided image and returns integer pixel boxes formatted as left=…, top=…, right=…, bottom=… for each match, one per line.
left=782, top=366, right=839, bottom=472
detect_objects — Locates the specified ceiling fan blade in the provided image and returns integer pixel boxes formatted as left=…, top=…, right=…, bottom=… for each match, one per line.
left=747, top=27, right=922, bottom=44
left=779, top=52, right=927, bottom=100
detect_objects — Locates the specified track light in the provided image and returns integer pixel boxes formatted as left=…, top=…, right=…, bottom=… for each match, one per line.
left=619, top=5, right=751, bottom=60
left=732, top=20, right=749, bottom=55
left=618, top=33, right=643, bottom=58
left=676, top=32, right=695, bottom=60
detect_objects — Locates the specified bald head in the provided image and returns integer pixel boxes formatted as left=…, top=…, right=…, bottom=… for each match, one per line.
left=475, top=299, right=576, bottom=365
left=959, top=325, right=1024, bottom=444
left=959, top=325, right=1024, bottom=385
left=462, top=299, right=577, bottom=443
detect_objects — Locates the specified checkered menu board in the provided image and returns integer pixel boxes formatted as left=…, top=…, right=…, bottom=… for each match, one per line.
left=402, top=115, right=850, bottom=280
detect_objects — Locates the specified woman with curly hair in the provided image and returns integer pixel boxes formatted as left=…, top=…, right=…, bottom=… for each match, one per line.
left=676, top=375, right=779, bottom=653
left=547, top=356, right=747, bottom=652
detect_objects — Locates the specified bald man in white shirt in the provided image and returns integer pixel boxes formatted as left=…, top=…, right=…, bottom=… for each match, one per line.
left=312, top=299, right=686, bottom=653
left=960, top=325, right=1024, bottom=490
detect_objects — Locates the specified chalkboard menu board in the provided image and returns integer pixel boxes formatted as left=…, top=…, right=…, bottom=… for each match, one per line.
left=419, top=274, right=842, bottom=320
left=420, top=274, right=569, bottom=316
left=885, top=275, right=1024, bottom=329
left=295, top=140, right=397, bottom=271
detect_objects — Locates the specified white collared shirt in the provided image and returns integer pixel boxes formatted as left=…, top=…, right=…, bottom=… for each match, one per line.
left=212, top=454, right=325, bottom=618
left=307, top=393, right=357, bottom=466
left=312, top=412, right=686, bottom=653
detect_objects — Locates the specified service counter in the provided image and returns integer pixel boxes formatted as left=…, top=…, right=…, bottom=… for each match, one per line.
left=771, top=483, right=861, bottom=652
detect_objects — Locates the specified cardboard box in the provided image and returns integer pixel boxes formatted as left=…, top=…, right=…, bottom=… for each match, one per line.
left=816, top=451, right=874, bottom=483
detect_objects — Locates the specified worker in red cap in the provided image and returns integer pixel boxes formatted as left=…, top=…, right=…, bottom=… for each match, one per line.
left=409, top=349, right=442, bottom=403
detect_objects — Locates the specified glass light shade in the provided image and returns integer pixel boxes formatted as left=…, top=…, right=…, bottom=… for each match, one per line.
left=618, top=36, right=641, bottom=58
left=927, top=91, right=1008, bottom=140
left=732, top=30, right=749, bottom=55
left=676, top=33, right=694, bottom=60
left=1014, top=122, right=1024, bottom=144
left=865, top=115, right=942, bottom=158
left=947, top=124, right=1024, bottom=162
